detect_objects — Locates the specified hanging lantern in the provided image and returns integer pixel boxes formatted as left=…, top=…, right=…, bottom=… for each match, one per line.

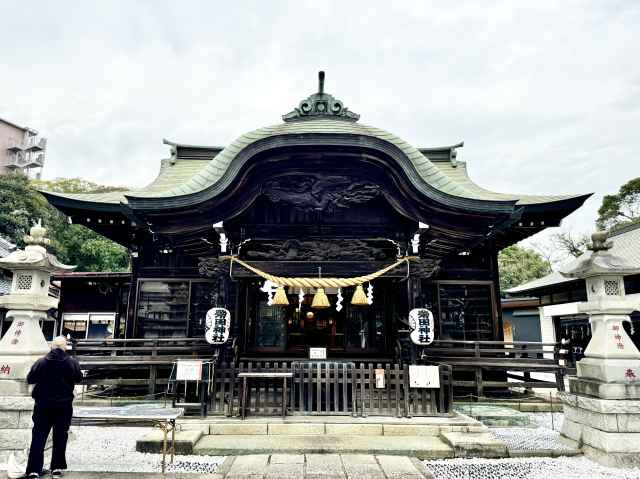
left=351, top=284, right=369, bottom=306
left=311, top=287, right=330, bottom=309
left=272, top=285, right=289, bottom=306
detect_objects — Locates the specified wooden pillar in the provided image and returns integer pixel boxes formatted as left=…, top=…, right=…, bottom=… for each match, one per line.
left=488, top=241, right=504, bottom=341
left=125, top=253, right=140, bottom=339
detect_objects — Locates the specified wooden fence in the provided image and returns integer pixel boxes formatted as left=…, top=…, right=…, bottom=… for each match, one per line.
left=207, top=360, right=453, bottom=417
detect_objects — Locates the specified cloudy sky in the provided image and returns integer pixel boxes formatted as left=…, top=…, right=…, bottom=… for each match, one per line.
left=1, top=1, right=639, bottom=247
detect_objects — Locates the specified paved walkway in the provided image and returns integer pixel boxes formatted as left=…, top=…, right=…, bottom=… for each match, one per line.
left=221, top=454, right=430, bottom=478
left=1, top=454, right=430, bottom=478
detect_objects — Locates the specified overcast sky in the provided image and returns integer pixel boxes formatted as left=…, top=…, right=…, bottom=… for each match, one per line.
left=1, top=1, right=639, bottom=247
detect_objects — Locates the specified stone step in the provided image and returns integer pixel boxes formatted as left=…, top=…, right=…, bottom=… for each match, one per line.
left=177, top=413, right=486, bottom=437
left=440, top=431, right=509, bottom=458
left=136, top=429, right=203, bottom=454
left=192, top=434, right=459, bottom=459
left=192, top=421, right=486, bottom=436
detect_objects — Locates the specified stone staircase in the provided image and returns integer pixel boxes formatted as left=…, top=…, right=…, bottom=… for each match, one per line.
left=136, top=414, right=508, bottom=459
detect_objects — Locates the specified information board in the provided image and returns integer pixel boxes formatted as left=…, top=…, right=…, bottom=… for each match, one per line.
left=309, top=347, right=327, bottom=359
left=176, top=360, right=203, bottom=381
left=408, top=365, right=440, bottom=388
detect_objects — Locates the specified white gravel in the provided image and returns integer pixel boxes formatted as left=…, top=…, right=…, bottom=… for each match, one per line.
left=424, top=456, right=640, bottom=479
left=425, top=412, right=640, bottom=478
left=64, top=426, right=224, bottom=474
left=491, top=412, right=573, bottom=452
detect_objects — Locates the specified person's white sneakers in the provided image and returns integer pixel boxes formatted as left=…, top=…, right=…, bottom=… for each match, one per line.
left=51, top=470, right=63, bottom=478
left=26, top=473, right=39, bottom=479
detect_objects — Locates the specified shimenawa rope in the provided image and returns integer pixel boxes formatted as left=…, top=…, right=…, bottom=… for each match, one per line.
left=223, top=256, right=416, bottom=288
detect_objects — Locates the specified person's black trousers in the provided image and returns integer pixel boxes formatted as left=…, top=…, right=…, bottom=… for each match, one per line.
left=26, top=401, right=73, bottom=475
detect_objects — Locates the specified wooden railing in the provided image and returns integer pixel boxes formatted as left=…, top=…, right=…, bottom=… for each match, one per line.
left=72, top=338, right=221, bottom=396
left=421, top=340, right=566, bottom=399
left=72, top=337, right=215, bottom=357
left=72, top=338, right=564, bottom=409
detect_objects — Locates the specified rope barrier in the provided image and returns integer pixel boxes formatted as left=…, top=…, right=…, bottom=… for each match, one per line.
left=223, top=255, right=417, bottom=288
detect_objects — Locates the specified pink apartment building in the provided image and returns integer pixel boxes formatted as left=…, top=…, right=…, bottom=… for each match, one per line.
left=0, top=117, right=46, bottom=177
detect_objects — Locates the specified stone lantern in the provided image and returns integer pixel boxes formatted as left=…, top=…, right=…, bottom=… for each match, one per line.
left=0, top=221, right=74, bottom=467
left=558, top=230, right=640, bottom=467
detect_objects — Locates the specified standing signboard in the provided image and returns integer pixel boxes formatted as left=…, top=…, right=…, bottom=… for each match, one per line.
left=408, top=365, right=440, bottom=388
left=176, top=360, right=203, bottom=381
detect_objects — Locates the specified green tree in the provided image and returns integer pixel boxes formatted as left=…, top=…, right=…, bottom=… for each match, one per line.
left=498, top=245, right=552, bottom=293
left=32, top=177, right=127, bottom=194
left=0, top=173, right=130, bottom=272
left=0, top=173, right=59, bottom=247
left=596, top=177, right=640, bottom=231
left=51, top=222, right=130, bottom=272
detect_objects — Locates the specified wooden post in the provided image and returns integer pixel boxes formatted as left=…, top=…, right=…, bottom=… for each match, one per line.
left=282, top=376, right=287, bottom=418
left=522, top=344, right=532, bottom=393
left=554, top=344, right=566, bottom=391
left=475, top=367, right=483, bottom=400
left=149, top=365, right=157, bottom=397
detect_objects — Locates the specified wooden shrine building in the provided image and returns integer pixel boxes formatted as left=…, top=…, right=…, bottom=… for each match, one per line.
left=41, top=72, right=590, bottom=414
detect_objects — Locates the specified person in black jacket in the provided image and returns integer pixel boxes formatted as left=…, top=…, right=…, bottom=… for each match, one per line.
left=25, top=336, right=82, bottom=479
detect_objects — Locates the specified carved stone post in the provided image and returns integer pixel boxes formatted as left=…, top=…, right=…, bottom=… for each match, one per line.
left=558, top=231, right=640, bottom=467
left=0, top=222, right=74, bottom=468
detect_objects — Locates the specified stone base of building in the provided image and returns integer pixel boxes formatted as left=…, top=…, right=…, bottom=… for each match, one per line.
left=559, top=391, right=640, bottom=467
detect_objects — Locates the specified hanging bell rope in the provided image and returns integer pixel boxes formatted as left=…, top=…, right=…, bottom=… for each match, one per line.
left=223, top=256, right=416, bottom=289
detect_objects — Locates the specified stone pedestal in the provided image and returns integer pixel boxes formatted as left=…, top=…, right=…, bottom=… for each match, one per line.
left=0, top=222, right=74, bottom=472
left=556, top=231, right=640, bottom=468
left=559, top=391, right=640, bottom=467
left=0, top=396, right=40, bottom=467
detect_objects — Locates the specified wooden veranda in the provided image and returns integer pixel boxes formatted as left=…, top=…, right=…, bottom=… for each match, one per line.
left=71, top=338, right=566, bottom=417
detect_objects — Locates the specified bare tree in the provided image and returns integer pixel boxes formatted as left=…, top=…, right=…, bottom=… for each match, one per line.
left=551, top=231, right=590, bottom=258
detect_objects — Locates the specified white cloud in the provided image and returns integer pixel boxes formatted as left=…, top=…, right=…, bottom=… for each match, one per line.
left=1, top=0, right=638, bottom=235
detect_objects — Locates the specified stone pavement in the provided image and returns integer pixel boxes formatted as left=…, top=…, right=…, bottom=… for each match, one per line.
left=0, top=454, right=432, bottom=478
left=221, top=454, right=431, bottom=478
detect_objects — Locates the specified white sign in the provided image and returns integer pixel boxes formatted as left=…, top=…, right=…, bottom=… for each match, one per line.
left=375, top=368, right=385, bottom=389
left=176, top=360, right=203, bottom=381
left=309, top=347, right=327, bottom=359
left=408, top=308, right=435, bottom=345
left=205, top=307, right=231, bottom=345
left=409, top=365, right=440, bottom=388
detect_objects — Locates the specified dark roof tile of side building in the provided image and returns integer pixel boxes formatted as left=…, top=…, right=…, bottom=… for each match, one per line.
left=507, top=221, right=640, bottom=294
left=0, top=236, right=17, bottom=258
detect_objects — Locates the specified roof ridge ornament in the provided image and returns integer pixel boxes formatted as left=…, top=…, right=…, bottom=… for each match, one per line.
left=283, top=71, right=360, bottom=123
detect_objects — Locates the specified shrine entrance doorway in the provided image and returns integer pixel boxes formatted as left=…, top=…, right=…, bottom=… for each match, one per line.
left=243, top=279, right=404, bottom=358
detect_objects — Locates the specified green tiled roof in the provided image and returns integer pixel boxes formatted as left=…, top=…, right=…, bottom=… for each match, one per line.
left=430, top=160, right=583, bottom=206
left=41, top=118, right=581, bottom=207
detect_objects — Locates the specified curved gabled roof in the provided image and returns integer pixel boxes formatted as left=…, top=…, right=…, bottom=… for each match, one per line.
left=41, top=118, right=584, bottom=210
left=41, top=71, right=589, bottom=218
